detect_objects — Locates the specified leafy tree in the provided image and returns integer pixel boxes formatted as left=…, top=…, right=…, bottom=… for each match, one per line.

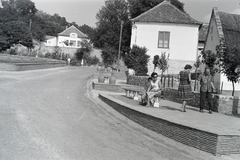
left=75, top=40, right=93, bottom=62
left=156, top=52, right=170, bottom=76
left=101, top=45, right=118, bottom=67
left=52, top=46, right=61, bottom=59
left=78, top=24, right=95, bottom=42
left=0, top=21, right=33, bottom=51
left=128, top=0, right=185, bottom=19
left=216, top=45, right=240, bottom=96
left=0, top=0, right=38, bottom=52
left=201, top=50, right=218, bottom=75
left=153, top=55, right=159, bottom=71
left=124, top=45, right=150, bottom=76
left=94, top=0, right=131, bottom=52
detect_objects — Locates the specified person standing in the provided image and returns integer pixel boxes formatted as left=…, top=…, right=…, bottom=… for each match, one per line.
left=178, top=64, right=193, bottom=112
left=198, top=68, right=216, bottom=114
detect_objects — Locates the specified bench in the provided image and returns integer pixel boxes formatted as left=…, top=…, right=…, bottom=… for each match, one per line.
left=121, top=85, right=145, bottom=101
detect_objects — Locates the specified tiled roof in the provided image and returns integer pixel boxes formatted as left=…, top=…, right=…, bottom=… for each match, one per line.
left=58, top=25, right=88, bottom=38
left=45, top=36, right=55, bottom=40
left=131, top=0, right=201, bottom=25
left=218, top=11, right=240, bottom=50
left=199, top=23, right=209, bottom=42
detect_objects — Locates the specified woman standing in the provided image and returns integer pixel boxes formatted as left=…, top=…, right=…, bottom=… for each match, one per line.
left=178, top=64, right=193, bottom=112
left=140, top=72, right=161, bottom=106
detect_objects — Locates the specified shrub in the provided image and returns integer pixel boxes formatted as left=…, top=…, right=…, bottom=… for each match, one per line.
left=124, top=45, right=150, bottom=76
left=86, top=55, right=99, bottom=66
left=101, top=46, right=117, bottom=67
left=44, top=52, right=52, bottom=59
left=8, top=48, right=17, bottom=55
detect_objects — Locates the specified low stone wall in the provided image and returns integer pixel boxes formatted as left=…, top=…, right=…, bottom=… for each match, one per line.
left=127, top=75, right=240, bottom=117
left=0, top=62, right=66, bottom=71
left=99, top=93, right=240, bottom=155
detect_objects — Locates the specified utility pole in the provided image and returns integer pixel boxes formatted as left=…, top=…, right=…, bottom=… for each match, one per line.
left=117, top=20, right=123, bottom=72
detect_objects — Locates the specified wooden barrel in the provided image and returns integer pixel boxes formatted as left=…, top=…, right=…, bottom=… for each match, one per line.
left=109, top=76, right=116, bottom=84
left=98, top=75, right=105, bottom=83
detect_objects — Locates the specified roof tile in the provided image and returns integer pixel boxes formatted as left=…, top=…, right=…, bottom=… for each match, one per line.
left=131, top=0, right=201, bottom=25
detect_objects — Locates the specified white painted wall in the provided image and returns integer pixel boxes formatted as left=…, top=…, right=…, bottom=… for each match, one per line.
left=131, top=22, right=199, bottom=74
left=57, top=36, right=83, bottom=48
left=45, top=37, right=57, bottom=46
left=203, top=12, right=240, bottom=91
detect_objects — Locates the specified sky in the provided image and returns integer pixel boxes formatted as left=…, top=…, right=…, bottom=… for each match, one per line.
left=31, top=0, right=240, bottom=27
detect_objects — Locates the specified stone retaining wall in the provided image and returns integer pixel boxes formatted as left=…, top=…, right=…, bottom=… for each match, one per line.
left=99, top=94, right=240, bottom=155
left=127, top=75, right=240, bottom=117
left=0, top=62, right=66, bottom=71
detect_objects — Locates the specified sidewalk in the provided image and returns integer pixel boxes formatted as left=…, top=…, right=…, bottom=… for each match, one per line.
left=91, top=78, right=240, bottom=155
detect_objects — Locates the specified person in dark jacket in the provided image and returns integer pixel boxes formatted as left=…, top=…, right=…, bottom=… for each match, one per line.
left=198, top=67, right=216, bottom=114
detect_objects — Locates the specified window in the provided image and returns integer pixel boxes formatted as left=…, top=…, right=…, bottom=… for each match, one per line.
left=69, top=40, right=76, bottom=47
left=70, top=33, right=77, bottom=38
left=77, top=41, right=81, bottom=47
left=158, top=31, right=170, bottom=48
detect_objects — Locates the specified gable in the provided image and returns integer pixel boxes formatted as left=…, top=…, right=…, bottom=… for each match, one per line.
left=131, top=0, right=201, bottom=25
left=58, top=25, right=88, bottom=39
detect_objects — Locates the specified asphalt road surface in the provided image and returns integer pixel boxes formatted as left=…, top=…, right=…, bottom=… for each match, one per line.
left=0, top=66, right=238, bottom=160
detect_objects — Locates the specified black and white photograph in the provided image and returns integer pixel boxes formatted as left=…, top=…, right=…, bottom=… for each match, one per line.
left=0, top=0, right=240, bottom=159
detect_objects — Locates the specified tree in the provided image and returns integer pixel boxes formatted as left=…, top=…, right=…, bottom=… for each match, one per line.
left=78, top=24, right=95, bottom=42
left=0, top=21, right=33, bottom=51
left=124, top=45, right=150, bottom=76
left=94, top=0, right=131, bottom=52
left=153, top=55, right=160, bottom=71
left=156, top=52, right=170, bottom=76
left=127, top=0, right=185, bottom=19
left=201, top=50, right=218, bottom=75
left=75, top=40, right=93, bottom=63
left=216, top=45, right=240, bottom=96
left=101, top=45, right=118, bottom=67
left=0, top=0, right=37, bottom=52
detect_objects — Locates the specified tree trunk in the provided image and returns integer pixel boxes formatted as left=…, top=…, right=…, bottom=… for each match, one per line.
left=232, top=81, right=235, bottom=96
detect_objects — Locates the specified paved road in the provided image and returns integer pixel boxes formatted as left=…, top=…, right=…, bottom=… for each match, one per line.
left=0, top=67, right=237, bottom=160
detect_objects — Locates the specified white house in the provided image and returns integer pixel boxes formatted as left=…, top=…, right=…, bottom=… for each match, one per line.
left=45, top=25, right=88, bottom=48
left=203, top=8, right=240, bottom=93
left=130, top=0, right=202, bottom=74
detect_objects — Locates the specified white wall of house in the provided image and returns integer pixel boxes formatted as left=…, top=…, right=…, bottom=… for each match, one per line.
left=45, top=37, right=57, bottom=46
left=131, top=22, right=199, bottom=74
left=57, top=35, right=83, bottom=48
left=203, top=13, right=240, bottom=91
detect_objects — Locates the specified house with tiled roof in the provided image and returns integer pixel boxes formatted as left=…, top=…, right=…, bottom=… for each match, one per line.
left=130, top=0, right=202, bottom=74
left=203, top=8, right=240, bottom=92
left=45, top=25, right=88, bottom=48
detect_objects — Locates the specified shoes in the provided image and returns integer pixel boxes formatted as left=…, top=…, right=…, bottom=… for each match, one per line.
left=209, top=110, right=212, bottom=114
left=139, top=100, right=147, bottom=106
left=182, top=110, right=186, bottom=112
left=199, top=110, right=204, bottom=113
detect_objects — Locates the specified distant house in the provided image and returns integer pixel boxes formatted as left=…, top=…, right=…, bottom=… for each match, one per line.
left=203, top=8, right=240, bottom=92
left=130, top=0, right=202, bottom=74
left=44, top=25, right=88, bottom=48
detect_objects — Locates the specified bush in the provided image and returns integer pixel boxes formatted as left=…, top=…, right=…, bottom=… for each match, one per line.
left=8, top=48, right=17, bottom=55
left=86, top=55, right=99, bottom=66
left=124, top=45, right=150, bottom=76
left=44, top=52, right=52, bottom=58
left=101, top=46, right=117, bottom=67
left=70, top=58, right=80, bottom=66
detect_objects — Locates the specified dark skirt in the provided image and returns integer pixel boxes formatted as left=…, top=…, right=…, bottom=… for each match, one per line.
left=178, top=84, right=193, bottom=101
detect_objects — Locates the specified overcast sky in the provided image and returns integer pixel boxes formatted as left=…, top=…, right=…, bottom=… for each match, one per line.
left=31, top=0, right=240, bottom=27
